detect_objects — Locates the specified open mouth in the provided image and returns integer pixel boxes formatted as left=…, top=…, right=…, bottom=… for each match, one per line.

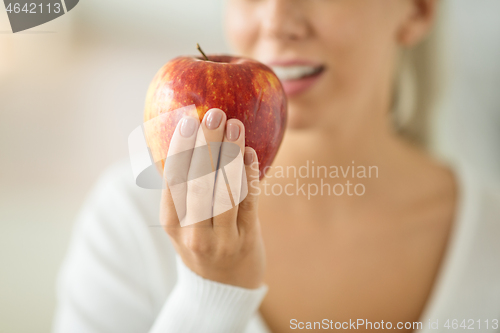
left=270, top=65, right=325, bottom=81
left=269, top=64, right=325, bottom=97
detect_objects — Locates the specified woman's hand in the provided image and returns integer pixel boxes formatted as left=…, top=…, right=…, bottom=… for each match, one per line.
left=160, top=108, right=265, bottom=289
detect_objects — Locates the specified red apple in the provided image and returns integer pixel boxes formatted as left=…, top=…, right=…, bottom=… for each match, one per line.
left=143, top=50, right=287, bottom=180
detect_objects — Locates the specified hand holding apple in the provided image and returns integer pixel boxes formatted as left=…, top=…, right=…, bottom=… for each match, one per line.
left=143, top=46, right=287, bottom=179
left=160, top=110, right=266, bottom=289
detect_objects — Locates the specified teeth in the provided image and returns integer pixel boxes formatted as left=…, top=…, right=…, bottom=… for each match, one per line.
left=270, top=65, right=321, bottom=81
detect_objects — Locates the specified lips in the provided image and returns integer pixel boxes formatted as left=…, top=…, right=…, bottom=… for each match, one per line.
left=268, top=62, right=325, bottom=97
left=270, top=65, right=324, bottom=81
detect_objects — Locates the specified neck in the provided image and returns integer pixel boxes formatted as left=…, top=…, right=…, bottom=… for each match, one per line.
left=275, top=113, right=400, bottom=171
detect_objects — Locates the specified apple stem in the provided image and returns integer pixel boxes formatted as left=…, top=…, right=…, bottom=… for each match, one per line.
left=197, top=43, right=209, bottom=61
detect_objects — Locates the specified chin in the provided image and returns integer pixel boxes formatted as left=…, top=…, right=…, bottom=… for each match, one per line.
left=284, top=101, right=322, bottom=131
left=286, top=103, right=314, bottom=131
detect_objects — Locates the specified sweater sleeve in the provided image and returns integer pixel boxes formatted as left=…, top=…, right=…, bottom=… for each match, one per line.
left=150, top=256, right=268, bottom=333
left=52, top=162, right=267, bottom=333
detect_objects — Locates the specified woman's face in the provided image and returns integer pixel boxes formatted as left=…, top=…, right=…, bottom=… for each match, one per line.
left=225, top=0, right=436, bottom=132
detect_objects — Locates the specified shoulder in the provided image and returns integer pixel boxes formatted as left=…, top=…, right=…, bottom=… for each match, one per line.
left=455, top=160, right=500, bottom=231
left=454, top=161, right=500, bottom=270
left=418, top=161, right=500, bottom=327
left=424, top=160, right=500, bottom=322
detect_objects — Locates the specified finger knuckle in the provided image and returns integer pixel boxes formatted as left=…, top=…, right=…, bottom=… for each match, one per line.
left=188, top=178, right=213, bottom=197
left=184, top=236, right=213, bottom=255
left=163, top=225, right=180, bottom=237
left=214, top=189, right=235, bottom=208
left=239, top=242, right=252, bottom=257
left=238, top=198, right=253, bottom=211
left=220, top=147, right=241, bottom=162
left=216, top=242, right=237, bottom=259
left=166, top=174, right=187, bottom=187
left=160, top=210, right=181, bottom=237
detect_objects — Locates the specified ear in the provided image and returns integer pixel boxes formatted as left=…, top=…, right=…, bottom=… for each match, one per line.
left=398, top=0, right=439, bottom=47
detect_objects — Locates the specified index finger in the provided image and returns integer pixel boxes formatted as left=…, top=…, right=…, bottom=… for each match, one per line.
left=161, top=116, right=199, bottom=230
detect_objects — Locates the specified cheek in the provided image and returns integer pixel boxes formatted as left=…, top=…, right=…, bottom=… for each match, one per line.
left=315, top=0, right=402, bottom=48
left=314, top=4, right=399, bottom=89
left=224, top=3, right=259, bottom=57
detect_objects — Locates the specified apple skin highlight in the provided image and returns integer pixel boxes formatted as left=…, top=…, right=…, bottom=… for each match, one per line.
left=144, top=55, right=288, bottom=179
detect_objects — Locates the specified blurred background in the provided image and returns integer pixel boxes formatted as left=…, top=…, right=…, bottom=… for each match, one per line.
left=0, top=0, right=499, bottom=332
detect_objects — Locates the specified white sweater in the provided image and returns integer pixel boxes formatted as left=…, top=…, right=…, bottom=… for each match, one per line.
left=52, top=160, right=500, bottom=333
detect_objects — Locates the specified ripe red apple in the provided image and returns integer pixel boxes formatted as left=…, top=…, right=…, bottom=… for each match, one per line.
left=143, top=50, right=287, bottom=180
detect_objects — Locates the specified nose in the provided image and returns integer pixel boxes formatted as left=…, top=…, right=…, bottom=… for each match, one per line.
left=260, top=0, right=310, bottom=41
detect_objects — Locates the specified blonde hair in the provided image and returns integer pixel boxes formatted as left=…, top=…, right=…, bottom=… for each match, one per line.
left=393, top=1, right=448, bottom=149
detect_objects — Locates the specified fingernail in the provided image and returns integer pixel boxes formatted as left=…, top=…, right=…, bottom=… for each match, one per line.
left=244, top=150, right=254, bottom=165
left=205, top=109, right=223, bottom=130
left=180, top=117, right=197, bottom=137
left=227, top=122, right=240, bottom=142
